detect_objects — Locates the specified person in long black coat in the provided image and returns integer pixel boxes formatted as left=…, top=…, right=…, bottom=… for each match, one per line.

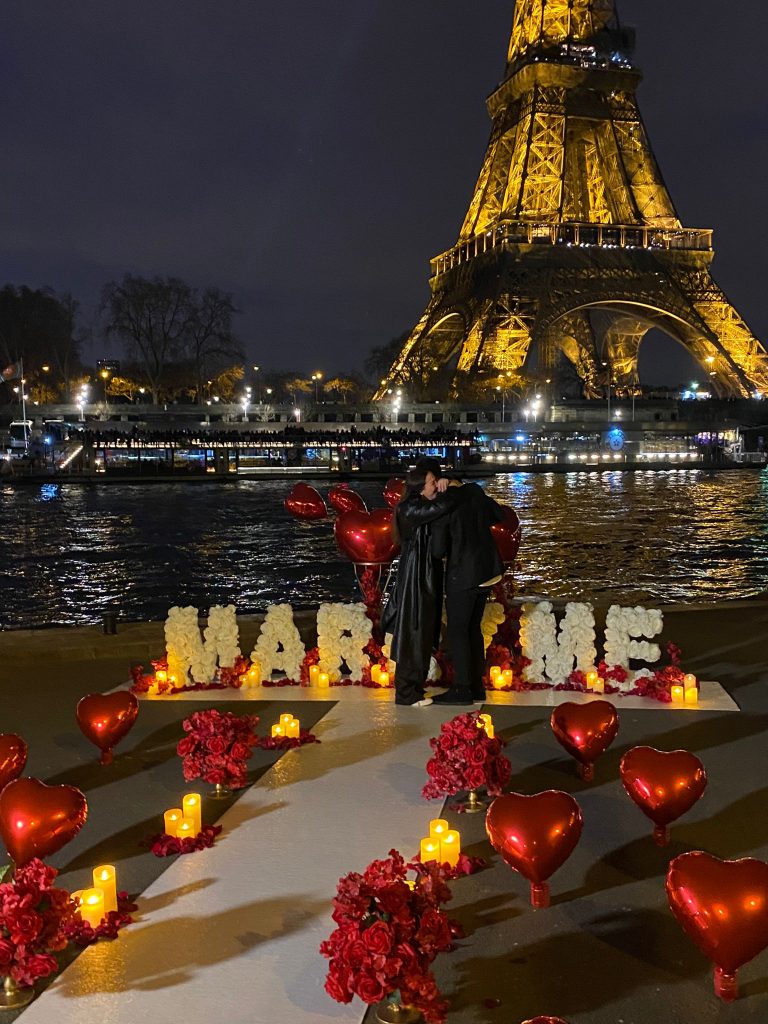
left=384, top=466, right=459, bottom=707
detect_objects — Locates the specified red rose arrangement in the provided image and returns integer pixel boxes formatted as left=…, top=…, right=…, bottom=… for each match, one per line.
left=422, top=712, right=511, bottom=801
left=320, top=849, right=457, bottom=1024
left=0, top=859, right=77, bottom=988
left=176, top=709, right=259, bottom=788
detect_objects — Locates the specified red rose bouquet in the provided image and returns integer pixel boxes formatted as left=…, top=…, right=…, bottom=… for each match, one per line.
left=320, top=849, right=456, bottom=1024
left=422, top=712, right=511, bottom=800
left=0, top=859, right=77, bottom=988
left=176, top=709, right=259, bottom=789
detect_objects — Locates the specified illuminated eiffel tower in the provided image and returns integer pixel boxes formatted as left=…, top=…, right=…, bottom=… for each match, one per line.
left=376, top=0, right=768, bottom=401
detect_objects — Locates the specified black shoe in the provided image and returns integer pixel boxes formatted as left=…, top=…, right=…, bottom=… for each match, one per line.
left=432, top=690, right=473, bottom=706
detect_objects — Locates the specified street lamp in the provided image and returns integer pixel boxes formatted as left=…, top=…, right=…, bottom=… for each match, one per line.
left=252, top=366, right=260, bottom=402
left=495, top=385, right=506, bottom=422
left=99, top=368, right=111, bottom=409
left=311, top=371, right=323, bottom=403
left=242, top=394, right=249, bottom=423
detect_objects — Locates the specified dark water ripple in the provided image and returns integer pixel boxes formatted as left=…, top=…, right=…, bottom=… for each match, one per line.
left=1, top=470, right=767, bottom=628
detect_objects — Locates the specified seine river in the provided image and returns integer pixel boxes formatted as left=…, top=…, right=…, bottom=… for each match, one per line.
left=2, top=470, right=767, bottom=628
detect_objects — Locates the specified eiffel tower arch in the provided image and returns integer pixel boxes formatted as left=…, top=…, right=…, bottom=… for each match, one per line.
left=376, top=0, right=768, bottom=401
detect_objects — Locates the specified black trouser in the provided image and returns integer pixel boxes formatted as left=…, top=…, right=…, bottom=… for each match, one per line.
left=394, top=646, right=430, bottom=705
left=445, top=586, right=488, bottom=698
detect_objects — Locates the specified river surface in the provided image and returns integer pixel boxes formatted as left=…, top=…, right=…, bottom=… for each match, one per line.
left=1, top=470, right=767, bottom=628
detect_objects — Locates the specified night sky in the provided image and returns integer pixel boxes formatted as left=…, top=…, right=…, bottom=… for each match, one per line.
left=1, top=1, right=765, bottom=384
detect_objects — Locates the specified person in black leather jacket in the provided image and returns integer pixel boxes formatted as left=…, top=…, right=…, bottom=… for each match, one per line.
left=384, top=467, right=459, bottom=706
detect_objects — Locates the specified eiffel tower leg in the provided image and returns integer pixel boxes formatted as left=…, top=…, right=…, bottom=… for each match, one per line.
left=541, top=311, right=602, bottom=398
left=602, top=315, right=649, bottom=393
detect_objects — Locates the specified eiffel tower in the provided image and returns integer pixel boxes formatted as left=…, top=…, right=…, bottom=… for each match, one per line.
left=376, top=0, right=768, bottom=401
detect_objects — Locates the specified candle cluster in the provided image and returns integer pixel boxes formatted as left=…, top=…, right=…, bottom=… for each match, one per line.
left=585, top=670, right=606, bottom=694
left=672, top=674, right=699, bottom=704
left=163, top=792, right=203, bottom=839
left=271, top=713, right=301, bottom=738
left=488, top=665, right=513, bottom=689
left=419, top=818, right=461, bottom=869
left=71, top=864, right=118, bottom=927
left=308, top=665, right=332, bottom=687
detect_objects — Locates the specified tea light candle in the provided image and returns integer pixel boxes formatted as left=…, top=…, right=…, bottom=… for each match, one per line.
left=684, top=687, right=699, bottom=705
left=379, top=671, right=390, bottom=686
left=92, top=865, right=117, bottom=914
left=309, top=664, right=320, bottom=684
left=441, top=829, right=461, bottom=869
left=489, top=666, right=501, bottom=686
left=156, top=669, right=167, bottom=684
left=164, top=807, right=183, bottom=836
left=78, top=887, right=105, bottom=928
left=286, top=719, right=300, bottom=739
left=429, top=818, right=449, bottom=840
left=176, top=817, right=196, bottom=841
left=420, top=837, right=440, bottom=863
left=280, top=713, right=294, bottom=728
left=501, top=669, right=513, bottom=686
left=585, top=670, right=598, bottom=690
left=683, top=673, right=697, bottom=689
left=183, top=793, right=202, bottom=835
left=370, top=664, right=381, bottom=683
left=271, top=724, right=284, bottom=738
left=671, top=684, right=685, bottom=703
left=318, top=672, right=329, bottom=687
left=593, top=677, right=605, bottom=694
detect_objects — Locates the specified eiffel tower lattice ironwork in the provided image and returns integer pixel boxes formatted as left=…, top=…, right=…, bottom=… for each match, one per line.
left=375, top=0, right=768, bottom=401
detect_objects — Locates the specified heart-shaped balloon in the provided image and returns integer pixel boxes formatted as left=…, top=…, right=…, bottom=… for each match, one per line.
left=0, top=777, right=88, bottom=866
left=76, top=691, right=139, bottom=765
left=0, top=734, right=28, bottom=792
left=550, top=700, right=619, bottom=781
left=486, top=791, right=583, bottom=906
left=383, top=477, right=405, bottom=508
left=491, top=505, right=522, bottom=564
left=334, top=508, right=399, bottom=564
left=328, top=485, right=367, bottom=514
left=621, top=746, right=707, bottom=845
left=284, top=483, right=327, bottom=520
left=667, top=851, right=768, bottom=1001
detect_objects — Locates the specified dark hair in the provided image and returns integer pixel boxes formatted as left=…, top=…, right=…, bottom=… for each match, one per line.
left=392, top=468, right=429, bottom=545
left=414, top=456, right=441, bottom=478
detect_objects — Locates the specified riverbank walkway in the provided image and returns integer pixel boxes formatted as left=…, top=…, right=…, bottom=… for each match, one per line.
left=3, top=601, right=767, bottom=1024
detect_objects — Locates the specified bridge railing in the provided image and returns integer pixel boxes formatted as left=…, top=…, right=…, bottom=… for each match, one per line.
left=430, top=222, right=713, bottom=276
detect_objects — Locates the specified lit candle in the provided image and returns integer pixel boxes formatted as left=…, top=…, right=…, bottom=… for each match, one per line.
left=156, top=669, right=167, bottom=685
left=176, top=817, right=196, bottom=841
left=441, top=829, right=461, bottom=869
left=271, top=724, right=284, bottom=738
left=164, top=807, right=183, bottom=835
left=182, top=793, right=202, bottom=835
left=286, top=719, right=300, bottom=739
left=671, top=684, right=685, bottom=703
left=489, top=666, right=501, bottom=687
left=309, top=664, right=320, bottom=684
left=78, top=887, right=105, bottom=928
left=370, top=664, right=381, bottom=683
left=420, top=837, right=440, bottom=863
left=70, top=889, right=84, bottom=907
left=683, top=673, right=697, bottom=689
left=318, top=672, right=329, bottom=687
left=92, top=865, right=117, bottom=914
left=593, top=677, right=605, bottom=694
left=280, top=713, right=294, bottom=728
left=501, top=669, right=513, bottom=686
left=586, top=670, right=599, bottom=690
left=684, top=687, right=699, bottom=705
left=429, top=818, right=449, bottom=840
left=379, top=671, right=390, bottom=686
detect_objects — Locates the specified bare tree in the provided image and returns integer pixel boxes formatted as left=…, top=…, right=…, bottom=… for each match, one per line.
left=101, top=275, right=192, bottom=403
left=185, top=288, right=243, bottom=404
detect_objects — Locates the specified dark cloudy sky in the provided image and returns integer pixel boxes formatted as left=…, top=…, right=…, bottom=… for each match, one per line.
left=1, top=1, right=765, bottom=383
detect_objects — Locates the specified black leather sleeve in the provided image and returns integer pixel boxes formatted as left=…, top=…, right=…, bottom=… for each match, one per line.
left=397, top=489, right=458, bottom=527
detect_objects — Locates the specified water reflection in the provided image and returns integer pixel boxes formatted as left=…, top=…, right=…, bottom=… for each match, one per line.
left=1, top=471, right=767, bottom=628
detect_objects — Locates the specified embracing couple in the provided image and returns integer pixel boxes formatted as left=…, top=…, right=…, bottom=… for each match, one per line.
left=384, top=458, right=505, bottom=707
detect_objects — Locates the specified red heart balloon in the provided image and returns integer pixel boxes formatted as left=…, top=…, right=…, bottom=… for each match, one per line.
left=76, top=691, right=140, bottom=765
left=486, top=791, right=583, bottom=906
left=328, top=485, right=367, bottom=514
left=383, top=477, right=405, bottom=508
left=284, top=483, right=327, bottom=520
left=667, top=851, right=768, bottom=1000
left=621, top=746, right=707, bottom=845
left=0, top=777, right=87, bottom=866
left=550, top=700, right=619, bottom=781
left=491, top=505, right=522, bottom=564
left=0, top=734, right=28, bottom=792
left=334, top=508, right=399, bottom=564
